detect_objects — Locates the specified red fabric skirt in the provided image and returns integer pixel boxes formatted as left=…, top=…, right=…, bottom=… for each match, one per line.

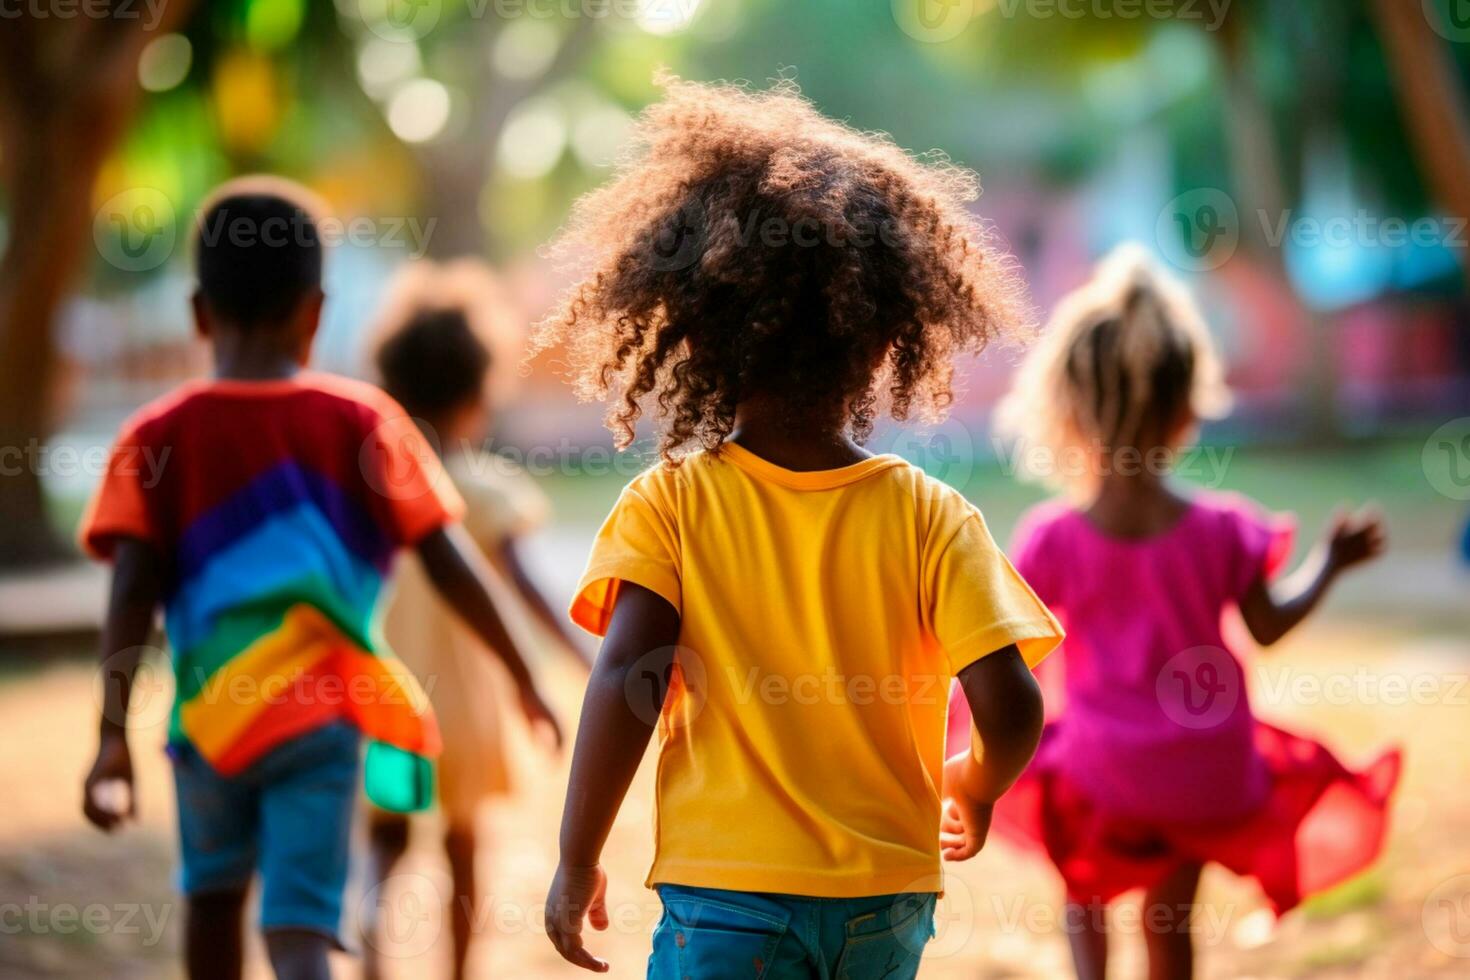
left=990, top=722, right=1401, bottom=914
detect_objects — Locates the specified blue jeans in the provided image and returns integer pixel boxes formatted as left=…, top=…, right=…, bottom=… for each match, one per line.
left=649, top=885, right=936, bottom=980
left=170, top=720, right=361, bottom=945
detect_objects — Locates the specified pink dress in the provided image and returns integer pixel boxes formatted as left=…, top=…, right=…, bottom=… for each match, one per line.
left=948, top=492, right=1400, bottom=913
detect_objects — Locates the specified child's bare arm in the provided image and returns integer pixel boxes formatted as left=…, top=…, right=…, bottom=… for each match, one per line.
left=415, top=524, right=562, bottom=746
left=498, top=538, right=593, bottom=669
left=941, top=645, right=1044, bottom=861
left=546, top=582, right=681, bottom=973
left=1239, top=508, right=1385, bottom=647
left=82, top=537, right=163, bottom=831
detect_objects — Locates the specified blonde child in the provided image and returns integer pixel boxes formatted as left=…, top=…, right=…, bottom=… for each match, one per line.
left=537, top=75, right=1065, bottom=978
left=955, top=244, right=1400, bottom=980
left=360, top=261, right=590, bottom=980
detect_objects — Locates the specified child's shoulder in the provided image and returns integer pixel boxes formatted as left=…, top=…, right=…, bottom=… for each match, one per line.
left=865, top=460, right=1008, bottom=548
left=1016, top=497, right=1080, bottom=533
left=1006, top=498, right=1084, bottom=559
left=1187, top=488, right=1287, bottom=532
left=614, top=453, right=697, bottom=509
left=285, top=370, right=406, bottom=420
left=114, top=380, right=214, bottom=440
left=1186, top=488, right=1296, bottom=552
left=446, top=450, right=550, bottom=536
left=122, top=371, right=401, bottom=434
left=1184, top=489, right=1297, bottom=584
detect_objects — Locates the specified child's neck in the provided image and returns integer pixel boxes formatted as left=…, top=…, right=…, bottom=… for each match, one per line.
left=1086, top=471, right=1190, bottom=539
left=211, top=331, right=305, bottom=382
left=417, top=416, right=479, bottom=461
left=729, top=397, right=869, bottom=472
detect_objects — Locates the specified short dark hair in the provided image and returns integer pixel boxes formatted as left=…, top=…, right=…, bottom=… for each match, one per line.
left=194, top=189, right=322, bottom=329
left=376, top=308, right=492, bottom=419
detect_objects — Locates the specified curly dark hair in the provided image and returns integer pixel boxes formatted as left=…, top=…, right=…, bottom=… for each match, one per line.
left=533, top=74, right=1034, bottom=460
left=376, top=308, right=491, bottom=420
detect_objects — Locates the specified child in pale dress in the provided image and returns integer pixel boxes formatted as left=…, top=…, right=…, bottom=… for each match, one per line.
left=361, top=261, right=590, bottom=979
left=951, top=244, right=1400, bottom=980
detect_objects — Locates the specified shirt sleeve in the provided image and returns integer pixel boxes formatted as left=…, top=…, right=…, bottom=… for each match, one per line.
left=1221, top=496, right=1297, bottom=599
left=78, top=422, right=158, bottom=561
left=927, top=513, right=1064, bottom=675
left=569, top=473, right=681, bottom=636
left=457, top=460, right=551, bottom=551
left=1007, top=505, right=1063, bottom=609
left=360, top=411, right=466, bottom=547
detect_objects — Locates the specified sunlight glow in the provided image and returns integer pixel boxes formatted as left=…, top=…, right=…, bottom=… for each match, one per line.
left=387, top=79, right=452, bottom=144
left=358, top=37, right=423, bottom=98
left=493, top=19, right=561, bottom=80
left=571, top=102, right=632, bottom=169
left=139, top=34, right=192, bottom=93
left=636, top=0, right=704, bottom=35
left=497, top=98, right=568, bottom=179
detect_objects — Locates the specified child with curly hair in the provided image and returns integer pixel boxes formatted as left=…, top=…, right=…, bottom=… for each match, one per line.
left=360, top=261, right=590, bottom=980
left=539, top=75, right=1064, bottom=979
left=954, top=244, right=1400, bottom=980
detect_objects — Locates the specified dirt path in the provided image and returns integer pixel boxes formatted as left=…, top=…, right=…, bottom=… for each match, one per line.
left=3, top=619, right=1468, bottom=979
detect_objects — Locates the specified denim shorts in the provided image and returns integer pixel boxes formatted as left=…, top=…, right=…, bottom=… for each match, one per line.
left=170, top=720, right=361, bottom=944
left=649, top=884, right=936, bottom=980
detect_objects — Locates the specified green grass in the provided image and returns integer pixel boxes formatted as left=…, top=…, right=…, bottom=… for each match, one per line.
left=535, top=436, right=1461, bottom=557
left=37, top=434, right=1460, bottom=561
left=1297, top=869, right=1386, bottom=918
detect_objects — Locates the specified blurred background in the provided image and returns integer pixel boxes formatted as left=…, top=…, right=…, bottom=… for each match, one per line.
left=1, top=0, right=1469, bottom=977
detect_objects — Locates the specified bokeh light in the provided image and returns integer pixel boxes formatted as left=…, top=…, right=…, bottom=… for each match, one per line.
left=138, top=35, right=193, bottom=94
left=386, top=78, right=452, bottom=144
left=497, top=96, right=568, bottom=179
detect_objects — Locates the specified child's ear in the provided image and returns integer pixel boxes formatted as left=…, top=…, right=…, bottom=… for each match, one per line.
left=191, top=291, right=212, bottom=340
left=293, top=288, right=326, bottom=359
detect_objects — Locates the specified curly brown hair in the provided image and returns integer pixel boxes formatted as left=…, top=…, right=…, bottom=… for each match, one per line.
left=534, top=74, right=1034, bottom=459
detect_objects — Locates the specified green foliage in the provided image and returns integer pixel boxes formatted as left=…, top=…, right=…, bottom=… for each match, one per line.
left=74, top=0, right=1470, bottom=278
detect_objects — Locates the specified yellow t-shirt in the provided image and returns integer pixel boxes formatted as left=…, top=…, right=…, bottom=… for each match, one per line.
left=571, top=442, right=1063, bottom=897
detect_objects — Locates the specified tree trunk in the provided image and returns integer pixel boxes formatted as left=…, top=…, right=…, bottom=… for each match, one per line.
left=0, top=119, right=114, bottom=563
left=420, top=15, right=598, bottom=260
left=1217, top=10, right=1289, bottom=258
left=0, top=7, right=194, bottom=568
left=1370, top=0, right=1470, bottom=284
left=1216, top=7, right=1343, bottom=443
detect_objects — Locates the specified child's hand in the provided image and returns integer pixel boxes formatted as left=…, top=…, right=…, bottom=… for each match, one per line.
left=1325, top=507, right=1386, bottom=573
left=518, top=684, right=565, bottom=752
left=82, top=732, right=135, bottom=832
left=545, top=862, right=610, bottom=972
left=940, top=750, right=994, bottom=861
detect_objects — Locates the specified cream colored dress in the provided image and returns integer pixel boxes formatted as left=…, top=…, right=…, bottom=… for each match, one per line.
left=381, top=450, right=550, bottom=829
